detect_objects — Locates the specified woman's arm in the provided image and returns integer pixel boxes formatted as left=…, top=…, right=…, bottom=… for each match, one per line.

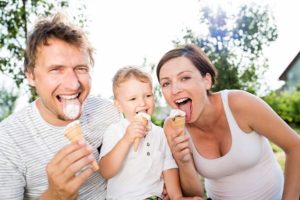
left=163, top=118, right=204, bottom=196
left=229, top=90, right=300, bottom=199
left=163, top=168, right=203, bottom=200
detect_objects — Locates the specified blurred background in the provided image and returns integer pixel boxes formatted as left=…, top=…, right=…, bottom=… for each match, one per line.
left=0, top=0, right=299, bottom=144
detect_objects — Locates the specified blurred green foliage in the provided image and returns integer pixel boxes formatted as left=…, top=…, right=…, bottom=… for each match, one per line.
left=263, top=91, right=300, bottom=124
left=0, top=88, right=18, bottom=121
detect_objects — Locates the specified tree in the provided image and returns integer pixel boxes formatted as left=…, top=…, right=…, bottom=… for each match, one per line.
left=174, top=1, right=278, bottom=94
left=0, top=0, right=87, bottom=101
left=0, top=87, right=18, bottom=121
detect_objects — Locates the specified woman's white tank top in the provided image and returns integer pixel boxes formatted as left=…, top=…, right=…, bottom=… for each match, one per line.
left=187, top=90, right=283, bottom=200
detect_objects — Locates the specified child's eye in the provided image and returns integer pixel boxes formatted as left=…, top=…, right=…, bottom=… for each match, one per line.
left=146, top=94, right=153, bottom=98
left=129, top=98, right=136, bottom=101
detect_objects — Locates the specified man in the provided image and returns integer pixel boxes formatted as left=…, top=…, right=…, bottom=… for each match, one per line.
left=0, top=13, right=120, bottom=199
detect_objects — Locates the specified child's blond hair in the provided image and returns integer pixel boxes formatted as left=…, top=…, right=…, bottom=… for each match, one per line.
left=112, top=66, right=152, bottom=99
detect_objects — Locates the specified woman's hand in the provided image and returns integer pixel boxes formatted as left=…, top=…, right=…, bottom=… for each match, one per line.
left=163, top=117, right=193, bottom=164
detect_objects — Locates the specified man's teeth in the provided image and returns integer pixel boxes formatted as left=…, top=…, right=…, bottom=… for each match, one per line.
left=176, top=98, right=188, bottom=104
left=60, top=94, right=78, bottom=100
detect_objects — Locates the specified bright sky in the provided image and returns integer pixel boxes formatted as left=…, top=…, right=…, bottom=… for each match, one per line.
left=83, top=0, right=300, bottom=99
left=5, top=0, right=300, bottom=111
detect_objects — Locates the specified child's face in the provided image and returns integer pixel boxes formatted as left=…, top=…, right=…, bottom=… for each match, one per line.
left=115, top=77, right=155, bottom=122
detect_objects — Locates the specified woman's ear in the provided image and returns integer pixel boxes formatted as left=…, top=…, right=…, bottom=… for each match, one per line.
left=26, top=69, right=36, bottom=87
left=203, top=73, right=212, bottom=90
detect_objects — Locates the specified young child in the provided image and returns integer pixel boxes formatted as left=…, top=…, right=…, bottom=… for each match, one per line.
left=98, top=66, right=202, bottom=200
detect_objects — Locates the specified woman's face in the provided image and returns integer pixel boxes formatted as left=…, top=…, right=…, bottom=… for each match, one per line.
left=158, top=56, right=211, bottom=123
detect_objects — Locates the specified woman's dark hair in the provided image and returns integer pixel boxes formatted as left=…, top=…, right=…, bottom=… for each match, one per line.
left=156, top=44, right=217, bottom=87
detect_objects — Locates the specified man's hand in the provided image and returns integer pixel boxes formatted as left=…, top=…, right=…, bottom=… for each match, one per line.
left=39, top=140, right=96, bottom=200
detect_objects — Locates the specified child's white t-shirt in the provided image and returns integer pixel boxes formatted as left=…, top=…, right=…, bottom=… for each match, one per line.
left=99, top=118, right=177, bottom=200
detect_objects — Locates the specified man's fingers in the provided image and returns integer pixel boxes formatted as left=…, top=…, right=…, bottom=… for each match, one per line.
left=59, top=145, right=93, bottom=174
left=68, top=167, right=94, bottom=192
left=63, top=154, right=95, bottom=179
left=50, top=140, right=85, bottom=166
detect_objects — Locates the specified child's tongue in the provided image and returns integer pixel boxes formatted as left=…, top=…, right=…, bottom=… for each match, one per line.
left=178, top=100, right=192, bottom=122
left=62, top=99, right=81, bottom=120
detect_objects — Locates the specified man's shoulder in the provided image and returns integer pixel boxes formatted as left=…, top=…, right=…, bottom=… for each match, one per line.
left=85, top=95, right=114, bottom=108
left=0, top=103, right=33, bottom=129
left=83, top=95, right=120, bottom=123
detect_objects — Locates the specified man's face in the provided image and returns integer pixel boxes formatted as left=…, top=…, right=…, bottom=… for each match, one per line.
left=26, top=38, right=91, bottom=126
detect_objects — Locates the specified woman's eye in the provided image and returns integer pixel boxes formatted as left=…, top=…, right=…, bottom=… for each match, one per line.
left=181, top=76, right=191, bottom=81
left=161, top=82, right=169, bottom=87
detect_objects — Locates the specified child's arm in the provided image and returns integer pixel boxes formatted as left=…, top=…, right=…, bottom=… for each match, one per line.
left=99, top=120, right=147, bottom=179
left=98, top=136, right=131, bottom=179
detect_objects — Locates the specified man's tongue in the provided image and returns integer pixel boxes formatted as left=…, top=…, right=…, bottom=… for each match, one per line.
left=62, top=99, right=81, bottom=120
left=178, top=100, right=192, bottom=122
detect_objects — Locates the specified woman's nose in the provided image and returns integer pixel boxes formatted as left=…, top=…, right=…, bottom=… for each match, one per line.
left=171, top=82, right=181, bottom=94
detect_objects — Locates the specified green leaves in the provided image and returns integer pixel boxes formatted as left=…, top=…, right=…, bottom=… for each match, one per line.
left=263, top=91, right=300, bottom=124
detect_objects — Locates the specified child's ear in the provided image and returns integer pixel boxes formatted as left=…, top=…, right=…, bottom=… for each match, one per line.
left=114, top=99, right=123, bottom=112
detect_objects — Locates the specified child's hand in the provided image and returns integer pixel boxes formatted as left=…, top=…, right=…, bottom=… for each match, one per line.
left=123, top=120, right=148, bottom=145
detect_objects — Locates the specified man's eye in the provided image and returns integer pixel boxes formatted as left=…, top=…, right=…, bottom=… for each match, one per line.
left=76, top=66, right=89, bottom=73
left=50, top=68, right=61, bottom=73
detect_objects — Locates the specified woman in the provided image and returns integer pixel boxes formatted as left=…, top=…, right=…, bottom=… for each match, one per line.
left=156, top=44, right=300, bottom=200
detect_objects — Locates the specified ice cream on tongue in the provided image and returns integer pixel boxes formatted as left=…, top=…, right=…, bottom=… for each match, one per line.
left=62, top=99, right=81, bottom=120
left=178, top=100, right=192, bottom=122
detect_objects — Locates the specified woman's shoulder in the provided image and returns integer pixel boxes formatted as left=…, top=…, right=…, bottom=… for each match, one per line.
left=226, top=89, right=260, bottom=109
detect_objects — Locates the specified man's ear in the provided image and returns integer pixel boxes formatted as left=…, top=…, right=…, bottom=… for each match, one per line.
left=203, top=73, right=212, bottom=90
left=26, top=69, right=36, bottom=87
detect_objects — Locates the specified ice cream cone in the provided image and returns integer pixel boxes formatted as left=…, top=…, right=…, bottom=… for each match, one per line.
left=169, top=109, right=186, bottom=136
left=64, top=120, right=99, bottom=170
left=133, top=113, right=149, bottom=152
left=172, top=116, right=185, bottom=136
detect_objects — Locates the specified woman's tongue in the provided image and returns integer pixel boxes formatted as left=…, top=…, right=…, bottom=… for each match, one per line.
left=178, top=100, right=192, bottom=122
left=61, top=98, right=81, bottom=120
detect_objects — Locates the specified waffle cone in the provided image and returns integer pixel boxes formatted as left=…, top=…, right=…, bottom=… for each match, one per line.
left=64, top=121, right=99, bottom=170
left=133, top=115, right=148, bottom=152
left=172, top=116, right=185, bottom=136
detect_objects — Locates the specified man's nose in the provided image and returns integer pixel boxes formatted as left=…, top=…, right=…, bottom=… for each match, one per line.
left=64, top=70, right=80, bottom=90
